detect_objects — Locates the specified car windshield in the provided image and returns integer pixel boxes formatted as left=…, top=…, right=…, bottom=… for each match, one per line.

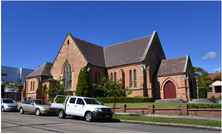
left=34, top=100, right=49, bottom=105
left=3, top=100, right=15, bottom=103
left=84, top=98, right=101, bottom=105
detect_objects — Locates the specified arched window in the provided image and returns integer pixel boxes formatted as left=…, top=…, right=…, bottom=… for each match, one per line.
left=129, top=70, right=132, bottom=87
left=33, top=81, right=35, bottom=91
left=31, top=82, right=32, bottom=91
left=63, top=61, right=72, bottom=89
left=111, top=73, right=113, bottom=82
left=98, top=73, right=100, bottom=82
left=95, top=72, right=97, bottom=84
left=114, top=72, right=117, bottom=82
left=134, top=69, right=137, bottom=87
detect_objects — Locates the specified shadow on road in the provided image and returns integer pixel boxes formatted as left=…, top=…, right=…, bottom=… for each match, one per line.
left=69, top=116, right=121, bottom=123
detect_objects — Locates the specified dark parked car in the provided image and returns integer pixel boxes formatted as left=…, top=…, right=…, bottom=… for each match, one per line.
left=17, top=99, right=56, bottom=116
left=1, top=98, right=18, bottom=112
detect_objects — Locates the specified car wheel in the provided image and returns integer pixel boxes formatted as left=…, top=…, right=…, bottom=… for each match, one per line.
left=1, top=107, right=4, bottom=112
left=19, top=107, right=24, bottom=114
left=35, top=109, right=41, bottom=116
left=85, top=112, right=93, bottom=122
left=58, top=110, right=65, bottom=119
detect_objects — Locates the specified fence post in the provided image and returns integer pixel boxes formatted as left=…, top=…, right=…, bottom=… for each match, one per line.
left=181, top=105, right=188, bottom=115
left=148, top=104, right=154, bottom=114
left=120, top=104, right=126, bottom=113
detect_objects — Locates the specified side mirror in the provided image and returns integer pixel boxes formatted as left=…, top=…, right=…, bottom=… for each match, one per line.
left=31, top=103, right=34, bottom=106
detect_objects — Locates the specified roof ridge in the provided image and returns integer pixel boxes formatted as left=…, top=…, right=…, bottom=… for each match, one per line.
left=161, top=55, right=187, bottom=61
left=40, top=62, right=47, bottom=76
left=71, top=36, right=103, bottom=48
left=104, top=35, right=152, bottom=48
left=103, top=47, right=107, bottom=67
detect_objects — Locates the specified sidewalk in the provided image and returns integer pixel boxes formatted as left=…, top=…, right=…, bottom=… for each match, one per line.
left=115, top=112, right=222, bottom=130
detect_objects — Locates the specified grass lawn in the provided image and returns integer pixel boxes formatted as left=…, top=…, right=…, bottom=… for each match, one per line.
left=104, top=102, right=184, bottom=108
left=113, top=114, right=221, bottom=127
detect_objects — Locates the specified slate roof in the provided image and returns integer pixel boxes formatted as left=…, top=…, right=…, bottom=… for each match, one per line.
left=70, top=35, right=106, bottom=67
left=157, top=56, right=187, bottom=76
left=69, top=33, right=152, bottom=68
left=26, top=62, right=53, bottom=78
left=104, top=35, right=152, bottom=68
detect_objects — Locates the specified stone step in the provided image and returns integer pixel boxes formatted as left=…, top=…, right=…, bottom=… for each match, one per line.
left=154, top=99, right=186, bottom=103
left=188, top=98, right=216, bottom=104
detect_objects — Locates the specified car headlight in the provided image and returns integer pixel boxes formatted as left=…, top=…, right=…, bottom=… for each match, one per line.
left=4, top=105, right=9, bottom=108
left=94, top=108, right=102, bottom=112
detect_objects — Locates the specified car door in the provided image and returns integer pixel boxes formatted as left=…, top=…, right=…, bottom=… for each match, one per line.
left=66, top=97, right=76, bottom=115
left=75, top=98, right=86, bottom=117
left=22, top=100, right=32, bottom=112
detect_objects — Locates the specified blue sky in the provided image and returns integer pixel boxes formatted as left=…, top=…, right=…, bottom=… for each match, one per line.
left=1, top=1, right=221, bottom=74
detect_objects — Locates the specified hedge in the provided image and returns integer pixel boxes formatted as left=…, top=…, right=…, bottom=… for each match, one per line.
left=94, top=97, right=154, bottom=103
left=187, top=103, right=221, bottom=109
left=48, top=97, right=153, bottom=103
left=198, top=86, right=207, bottom=98
left=47, top=98, right=66, bottom=103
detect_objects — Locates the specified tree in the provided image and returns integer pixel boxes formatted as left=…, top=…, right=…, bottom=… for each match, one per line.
left=93, top=77, right=132, bottom=114
left=193, top=67, right=208, bottom=79
left=3, top=79, right=22, bottom=100
left=38, top=83, right=48, bottom=100
left=215, top=73, right=221, bottom=81
left=76, top=66, right=91, bottom=97
left=197, top=75, right=212, bottom=98
left=193, top=66, right=212, bottom=98
left=47, top=77, right=66, bottom=98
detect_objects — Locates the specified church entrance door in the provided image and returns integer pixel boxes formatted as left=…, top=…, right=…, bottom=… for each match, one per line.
left=164, top=81, right=176, bottom=99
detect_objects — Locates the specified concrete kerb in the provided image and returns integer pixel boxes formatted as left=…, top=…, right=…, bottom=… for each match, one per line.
left=120, top=120, right=221, bottom=131
left=115, top=112, right=221, bottom=131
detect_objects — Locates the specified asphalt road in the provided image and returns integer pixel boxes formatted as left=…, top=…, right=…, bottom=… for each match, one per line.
left=1, top=111, right=220, bottom=133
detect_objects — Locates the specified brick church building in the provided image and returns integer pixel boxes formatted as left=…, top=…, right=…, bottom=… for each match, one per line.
left=22, top=31, right=197, bottom=102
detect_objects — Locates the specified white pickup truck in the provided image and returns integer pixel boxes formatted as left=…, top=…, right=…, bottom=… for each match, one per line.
left=51, top=95, right=113, bottom=122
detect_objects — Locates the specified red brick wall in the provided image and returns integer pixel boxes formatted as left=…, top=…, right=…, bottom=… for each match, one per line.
left=154, top=108, right=181, bottom=115
left=107, top=63, right=148, bottom=97
left=112, top=104, right=221, bottom=118
left=26, top=76, right=41, bottom=99
left=157, top=74, right=188, bottom=101
left=51, top=34, right=88, bottom=95
left=188, top=109, right=221, bottom=117
left=87, top=64, right=106, bottom=96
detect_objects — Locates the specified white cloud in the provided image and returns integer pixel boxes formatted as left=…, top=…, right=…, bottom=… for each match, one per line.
left=213, top=68, right=221, bottom=72
left=201, top=51, right=218, bottom=60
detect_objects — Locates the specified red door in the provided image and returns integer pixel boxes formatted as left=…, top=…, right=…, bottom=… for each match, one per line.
left=164, top=81, right=176, bottom=99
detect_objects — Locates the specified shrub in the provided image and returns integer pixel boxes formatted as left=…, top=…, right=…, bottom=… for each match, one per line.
left=95, top=97, right=154, bottom=103
left=219, top=95, right=221, bottom=100
left=76, top=66, right=91, bottom=97
left=47, top=98, right=66, bottom=103
left=211, top=95, right=215, bottom=100
left=187, top=103, right=221, bottom=109
left=198, top=86, right=207, bottom=98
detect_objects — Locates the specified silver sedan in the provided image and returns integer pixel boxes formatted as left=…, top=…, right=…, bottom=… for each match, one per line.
left=1, top=98, right=18, bottom=112
left=17, top=99, right=56, bottom=116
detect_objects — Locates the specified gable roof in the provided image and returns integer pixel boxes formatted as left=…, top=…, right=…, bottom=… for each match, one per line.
left=104, top=35, right=152, bottom=67
left=70, top=34, right=106, bottom=67
left=157, top=55, right=189, bottom=76
left=26, top=62, right=53, bottom=78
left=66, top=31, right=157, bottom=68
